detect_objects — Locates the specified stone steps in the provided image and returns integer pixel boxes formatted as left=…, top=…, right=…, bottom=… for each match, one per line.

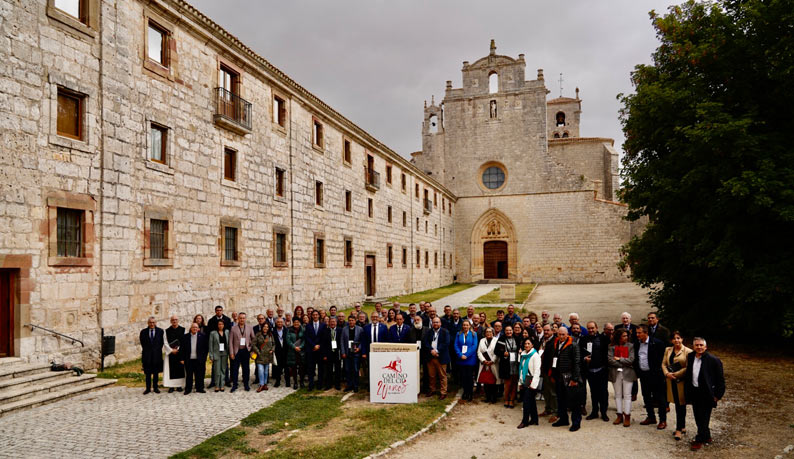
left=0, top=378, right=116, bottom=418
left=0, top=360, right=116, bottom=418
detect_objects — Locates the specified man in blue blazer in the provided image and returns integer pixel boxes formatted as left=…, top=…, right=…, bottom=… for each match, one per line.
left=139, top=316, right=164, bottom=394
left=360, top=312, right=389, bottom=389
left=634, top=324, right=667, bottom=428
left=423, top=317, right=451, bottom=399
left=304, top=309, right=326, bottom=390
left=388, top=313, right=411, bottom=343
left=685, top=338, right=725, bottom=451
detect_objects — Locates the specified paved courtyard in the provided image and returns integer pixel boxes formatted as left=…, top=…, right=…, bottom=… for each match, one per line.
left=527, top=282, right=653, bottom=327
left=0, top=383, right=293, bottom=459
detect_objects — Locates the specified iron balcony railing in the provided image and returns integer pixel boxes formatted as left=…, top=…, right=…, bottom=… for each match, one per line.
left=424, top=198, right=433, bottom=214
left=365, top=168, right=380, bottom=191
left=214, top=87, right=252, bottom=131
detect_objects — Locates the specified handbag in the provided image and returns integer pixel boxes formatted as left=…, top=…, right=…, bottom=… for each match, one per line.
left=478, top=365, right=497, bottom=385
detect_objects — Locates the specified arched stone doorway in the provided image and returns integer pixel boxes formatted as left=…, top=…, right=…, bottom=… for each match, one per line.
left=470, top=209, right=517, bottom=281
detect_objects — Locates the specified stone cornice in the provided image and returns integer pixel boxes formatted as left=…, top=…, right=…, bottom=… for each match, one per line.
left=163, top=0, right=457, bottom=201
left=548, top=137, right=615, bottom=147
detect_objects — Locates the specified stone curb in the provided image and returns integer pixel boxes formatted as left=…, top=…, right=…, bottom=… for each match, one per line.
left=521, top=283, right=540, bottom=309
left=364, top=388, right=463, bottom=459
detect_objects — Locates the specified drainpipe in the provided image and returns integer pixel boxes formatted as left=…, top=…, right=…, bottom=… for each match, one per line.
left=288, top=97, right=295, bottom=309
left=95, top=0, right=110, bottom=367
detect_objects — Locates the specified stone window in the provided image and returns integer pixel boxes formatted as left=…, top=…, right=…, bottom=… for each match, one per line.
left=562, top=132, right=570, bottom=138
left=416, top=248, right=420, bottom=268
left=402, top=211, right=407, bottom=227
left=314, top=233, right=325, bottom=268
left=344, top=237, right=353, bottom=267
left=416, top=217, right=419, bottom=231
left=273, top=226, right=288, bottom=267
left=367, top=198, right=373, bottom=218
left=425, top=250, right=429, bottom=268
left=143, top=208, right=174, bottom=267
left=443, top=252, right=446, bottom=268
left=273, top=94, right=287, bottom=128
left=57, top=87, right=84, bottom=141
left=47, top=192, right=95, bottom=267
left=449, top=203, right=453, bottom=215
left=415, top=183, right=419, bottom=199
left=312, top=117, right=324, bottom=150
left=434, top=192, right=437, bottom=206
left=224, top=147, right=236, bottom=182
left=315, top=181, right=323, bottom=207
left=387, top=206, right=392, bottom=223
left=428, top=115, right=438, bottom=134
left=481, top=164, right=506, bottom=190
left=147, top=21, right=168, bottom=67
left=150, top=123, right=167, bottom=164
left=385, top=165, right=392, bottom=184
left=343, top=137, right=352, bottom=165
left=220, top=220, right=241, bottom=266
left=553, top=133, right=560, bottom=139
left=387, top=244, right=393, bottom=268
left=401, top=173, right=407, bottom=192
left=345, top=190, right=352, bottom=212
left=488, top=72, right=498, bottom=94
left=434, top=224, right=437, bottom=236
left=434, top=251, right=438, bottom=267
left=275, top=167, right=286, bottom=198
left=425, top=220, right=428, bottom=233
left=556, top=111, right=566, bottom=127
left=48, top=0, right=98, bottom=37
left=402, top=247, right=407, bottom=267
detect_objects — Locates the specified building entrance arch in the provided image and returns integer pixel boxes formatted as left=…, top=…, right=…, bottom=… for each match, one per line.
left=470, top=209, right=517, bottom=281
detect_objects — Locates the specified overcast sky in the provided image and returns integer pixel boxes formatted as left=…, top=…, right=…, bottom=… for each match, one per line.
left=189, top=0, right=677, bottom=159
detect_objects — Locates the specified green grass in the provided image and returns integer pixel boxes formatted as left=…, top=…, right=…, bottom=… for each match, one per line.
left=170, top=427, right=249, bottom=459
left=471, top=284, right=536, bottom=304
left=342, top=283, right=475, bottom=317
left=241, top=392, right=343, bottom=431
left=264, top=392, right=453, bottom=459
left=172, top=387, right=455, bottom=459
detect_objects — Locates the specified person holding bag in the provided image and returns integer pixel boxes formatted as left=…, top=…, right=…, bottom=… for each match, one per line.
left=663, top=331, right=692, bottom=440
left=477, top=327, right=501, bottom=403
left=608, top=329, right=637, bottom=427
left=517, top=338, right=542, bottom=428
left=253, top=322, right=274, bottom=392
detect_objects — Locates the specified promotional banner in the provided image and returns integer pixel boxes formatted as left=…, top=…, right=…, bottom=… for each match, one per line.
left=369, top=342, right=419, bottom=404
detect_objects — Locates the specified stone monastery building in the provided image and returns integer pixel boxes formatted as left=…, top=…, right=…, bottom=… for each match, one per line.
left=0, top=0, right=637, bottom=365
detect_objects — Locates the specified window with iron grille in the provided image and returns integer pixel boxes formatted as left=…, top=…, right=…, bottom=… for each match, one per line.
left=57, top=208, right=82, bottom=257
left=150, top=219, right=167, bottom=259
left=224, top=226, right=238, bottom=261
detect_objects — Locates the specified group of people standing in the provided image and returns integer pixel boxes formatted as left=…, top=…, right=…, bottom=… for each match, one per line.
left=139, top=302, right=725, bottom=451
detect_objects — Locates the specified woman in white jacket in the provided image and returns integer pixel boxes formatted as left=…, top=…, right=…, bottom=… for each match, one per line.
left=477, top=327, right=501, bottom=403
left=517, top=338, right=542, bottom=428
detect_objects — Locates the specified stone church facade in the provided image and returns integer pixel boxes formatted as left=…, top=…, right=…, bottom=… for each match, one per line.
left=0, top=3, right=636, bottom=366
left=412, top=41, right=639, bottom=285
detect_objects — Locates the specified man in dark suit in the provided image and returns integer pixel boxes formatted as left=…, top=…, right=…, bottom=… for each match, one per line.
left=685, top=337, right=725, bottom=451
left=646, top=312, right=671, bottom=345
left=341, top=315, right=363, bottom=392
left=581, top=321, right=610, bottom=421
left=408, top=314, right=430, bottom=395
left=304, top=309, right=326, bottom=390
left=422, top=317, right=451, bottom=399
left=206, top=305, right=233, bottom=388
left=321, top=316, right=342, bottom=390
left=388, top=313, right=410, bottom=343
left=139, top=316, right=164, bottom=394
left=271, top=317, right=289, bottom=387
left=550, top=327, right=584, bottom=432
left=634, top=324, right=667, bottom=428
left=361, top=312, right=389, bottom=389
left=179, top=322, right=208, bottom=395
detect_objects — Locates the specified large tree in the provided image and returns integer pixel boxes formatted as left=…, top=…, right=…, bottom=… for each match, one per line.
left=619, top=0, right=794, bottom=339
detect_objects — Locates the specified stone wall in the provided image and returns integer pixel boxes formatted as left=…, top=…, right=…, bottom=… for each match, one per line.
left=0, top=0, right=454, bottom=366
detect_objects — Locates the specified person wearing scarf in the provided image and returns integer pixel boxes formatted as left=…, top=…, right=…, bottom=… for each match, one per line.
left=477, top=327, right=501, bottom=403
left=517, top=339, right=542, bottom=428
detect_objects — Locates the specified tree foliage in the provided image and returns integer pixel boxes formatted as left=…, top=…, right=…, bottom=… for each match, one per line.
left=619, top=0, right=794, bottom=339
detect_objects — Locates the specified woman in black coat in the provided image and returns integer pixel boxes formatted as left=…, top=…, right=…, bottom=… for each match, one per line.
left=496, top=326, right=520, bottom=408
